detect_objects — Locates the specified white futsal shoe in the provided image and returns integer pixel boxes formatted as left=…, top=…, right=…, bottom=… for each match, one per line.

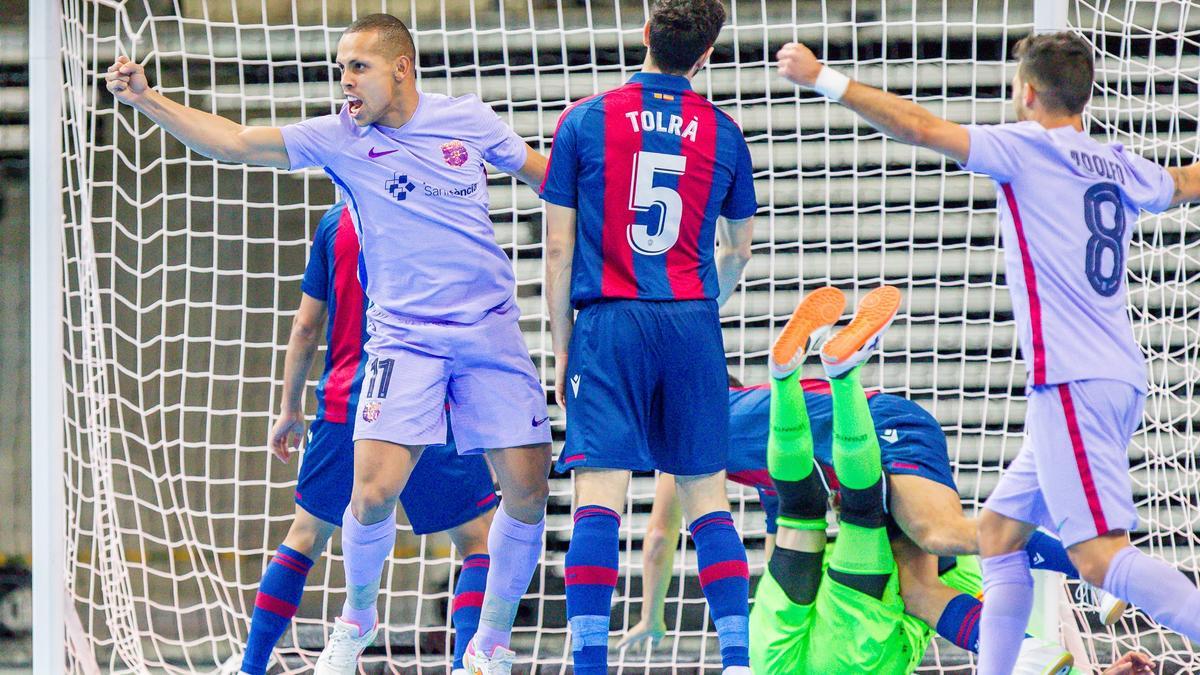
left=721, top=667, right=753, bottom=675
left=463, top=637, right=515, bottom=675
left=451, top=669, right=468, bottom=675
left=314, top=617, right=378, bottom=675
left=1013, top=637, right=1074, bottom=675
left=1078, top=581, right=1128, bottom=625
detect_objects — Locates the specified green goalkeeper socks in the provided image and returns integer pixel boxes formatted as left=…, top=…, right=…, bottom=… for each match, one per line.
left=827, top=364, right=893, bottom=591
left=769, top=370, right=828, bottom=526
left=769, top=370, right=814, bottom=482
left=828, top=365, right=882, bottom=491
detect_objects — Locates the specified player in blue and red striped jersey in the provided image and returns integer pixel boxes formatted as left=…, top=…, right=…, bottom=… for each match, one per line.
left=239, top=202, right=500, bottom=675
left=542, top=2, right=757, bottom=673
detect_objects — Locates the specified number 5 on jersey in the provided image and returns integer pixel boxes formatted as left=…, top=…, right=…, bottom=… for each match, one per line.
left=627, top=150, right=687, bottom=255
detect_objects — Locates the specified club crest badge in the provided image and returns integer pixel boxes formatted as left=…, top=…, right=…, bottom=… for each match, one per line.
left=441, top=140, right=469, bottom=167
left=362, top=401, right=382, bottom=423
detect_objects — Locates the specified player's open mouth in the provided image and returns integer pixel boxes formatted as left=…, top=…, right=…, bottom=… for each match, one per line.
left=347, top=96, right=364, bottom=116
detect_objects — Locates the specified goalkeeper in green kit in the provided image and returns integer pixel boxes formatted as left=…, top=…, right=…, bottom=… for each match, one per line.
left=751, top=285, right=956, bottom=673
left=749, top=286, right=1155, bottom=675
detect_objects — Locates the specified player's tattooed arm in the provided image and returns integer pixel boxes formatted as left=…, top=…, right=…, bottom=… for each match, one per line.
left=716, top=215, right=754, bottom=307
left=268, top=293, right=327, bottom=462
left=544, top=202, right=577, bottom=410
left=1167, top=162, right=1200, bottom=208
left=776, top=42, right=970, bottom=164
left=511, top=144, right=550, bottom=189
left=104, top=56, right=291, bottom=169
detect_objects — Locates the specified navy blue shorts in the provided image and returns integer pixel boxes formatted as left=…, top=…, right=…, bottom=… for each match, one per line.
left=297, top=418, right=497, bottom=534
left=556, top=299, right=728, bottom=476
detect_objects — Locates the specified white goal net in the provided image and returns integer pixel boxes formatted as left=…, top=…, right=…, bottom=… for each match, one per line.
left=49, top=0, right=1199, bottom=673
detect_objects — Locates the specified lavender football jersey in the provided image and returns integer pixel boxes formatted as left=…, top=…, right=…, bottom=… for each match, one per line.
left=964, top=122, right=1174, bottom=392
left=281, top=93, right=528, bottom=325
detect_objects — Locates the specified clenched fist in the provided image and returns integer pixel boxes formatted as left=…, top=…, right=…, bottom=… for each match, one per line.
left=776, top=42, right=824, bottom=88
left=105, top=55, right=149, bottom=104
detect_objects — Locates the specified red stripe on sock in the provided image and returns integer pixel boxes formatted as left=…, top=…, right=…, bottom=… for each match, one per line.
left=690, top=516, right=735, bottom=537
left=274, top=551, right=312, bottom=570
left=462, top=556, right=490, bottom=570
left=957, top=603, right=982, bottom=648
left=564, top=565, right=619, bottom=587
left=698, top=560, right=750, bottom=587
left=1059, top=384, right=1109, bottom=534
left=254, top=593, right=299, bottom=618
left=272, top=555, right=309, bottom=575
left=452, top=591, right=485, bottom=613
left=476, top=493, right=498, bottom=508
left=574, top=507, right=620, bottom=523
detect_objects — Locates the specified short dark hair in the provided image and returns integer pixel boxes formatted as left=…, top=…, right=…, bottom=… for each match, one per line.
left=1013, top=31, right=1094, bottom=114
left=345, top=13, right=415, bottom=61
left=647, top=0, right=726, bottom=75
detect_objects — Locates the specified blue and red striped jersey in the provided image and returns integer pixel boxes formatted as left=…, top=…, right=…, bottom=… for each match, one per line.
left=541, top=72, right=757, bottom=307
left=300, top=202, right=370, bottom=424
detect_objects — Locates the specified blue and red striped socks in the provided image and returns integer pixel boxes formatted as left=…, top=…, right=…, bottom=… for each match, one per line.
left=241, top=545, right=313, bottom=674
left=689, top=511, right=750, bottom=669
left=451, top=554, right=490, bottom=670
left=935, top=592, right=982, bottom=653
left=565, top=506, right=620, bottom=675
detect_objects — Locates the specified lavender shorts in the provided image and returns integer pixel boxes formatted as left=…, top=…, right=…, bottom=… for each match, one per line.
left=353, top=302, right=552, bottom=453
left=985, top=379, right=1142, bottom=548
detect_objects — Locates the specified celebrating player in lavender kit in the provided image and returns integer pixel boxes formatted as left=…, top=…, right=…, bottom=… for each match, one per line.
left=239, top=202, right=498, bottom=675
left=105, top=14, right=552, bottom=675
left=776, top=30, right=1200, bottom=673
left=542, top=1, right=757, bottom=673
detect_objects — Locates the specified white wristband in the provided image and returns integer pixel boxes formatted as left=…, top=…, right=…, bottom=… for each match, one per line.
left=813, top=65, right=851, bottom=102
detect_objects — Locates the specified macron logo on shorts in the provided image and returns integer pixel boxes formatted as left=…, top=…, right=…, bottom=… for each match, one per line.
left=881, top=428, right=899, bottom=444
left=570, top=374, right=581, bottom=397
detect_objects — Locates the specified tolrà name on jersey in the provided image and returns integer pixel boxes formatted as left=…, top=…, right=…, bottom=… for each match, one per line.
left=624, top=110, right=700, bottom=142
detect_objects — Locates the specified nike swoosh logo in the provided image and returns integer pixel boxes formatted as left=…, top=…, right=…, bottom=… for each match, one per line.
left=532, top=416, right=550, bottom=427
left=368, top=147, right=398, bottom=158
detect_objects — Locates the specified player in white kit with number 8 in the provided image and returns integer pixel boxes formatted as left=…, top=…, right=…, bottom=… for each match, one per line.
left=775, top=29, right=1200, bottom=675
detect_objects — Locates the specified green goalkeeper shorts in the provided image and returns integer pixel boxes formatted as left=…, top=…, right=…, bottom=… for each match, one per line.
left=750, top=555, right=981, bottom=674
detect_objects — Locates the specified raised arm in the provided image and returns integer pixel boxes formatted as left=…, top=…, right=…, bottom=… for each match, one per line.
left=1167, top=162, right=1200, bottom=208
left=268, top=293, right=327, bottom=461
left=716, top=215, right=754, bottom=307
left=617, top=473, right=683, bottom=653
left=105, top=56, right=291, bottom=169
left=544, top=203, right=577, bottom=410
left=776, top=43, right=970, bottom=165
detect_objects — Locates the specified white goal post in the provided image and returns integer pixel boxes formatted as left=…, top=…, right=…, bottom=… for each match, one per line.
left=30, top=0, right=65, bottom=673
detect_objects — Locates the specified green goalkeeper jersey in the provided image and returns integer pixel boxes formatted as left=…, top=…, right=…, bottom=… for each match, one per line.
left=750, top=551, right=982, bottom=674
